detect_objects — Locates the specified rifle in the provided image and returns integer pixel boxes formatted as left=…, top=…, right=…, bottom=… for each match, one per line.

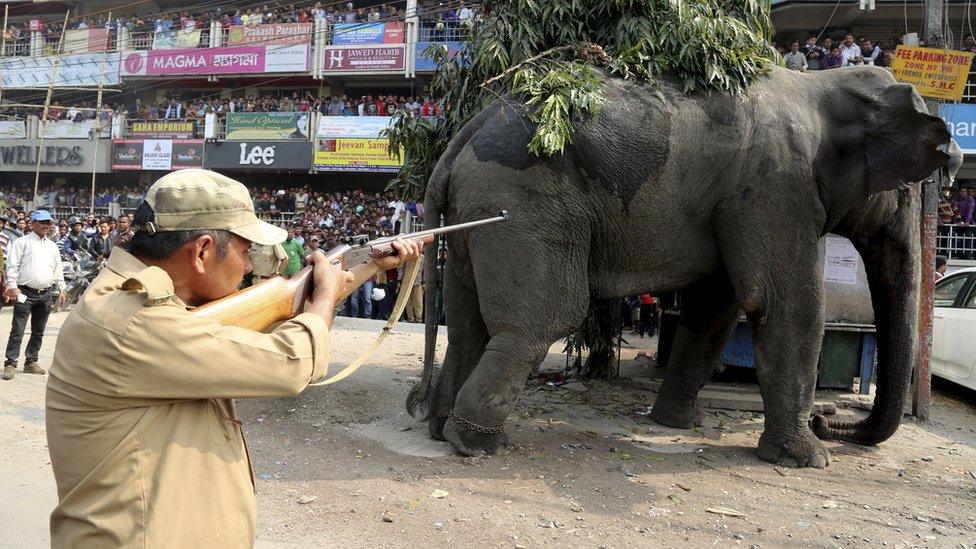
left=191, top=211, right=508, bottom=331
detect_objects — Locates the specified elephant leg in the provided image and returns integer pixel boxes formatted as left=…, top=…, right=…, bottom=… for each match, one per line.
left=651, top=272, right=739, bottom=429
left=729, top=255, right=829, bottom=469
left=442, top=332, right=554, bottom=456
left=428, top=260, right=490, bottom=441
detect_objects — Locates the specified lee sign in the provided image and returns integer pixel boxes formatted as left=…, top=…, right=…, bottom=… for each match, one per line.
left=203, top=141, right=312, bottom=171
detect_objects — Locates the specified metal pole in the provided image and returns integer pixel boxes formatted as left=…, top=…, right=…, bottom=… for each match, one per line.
left=33, top=11, right=70, bottom=202
left=0, top=5, right=9, bottom=107
left=913, top=0, right=944, bottom=420
left=89, top=12, right=111, bottom=215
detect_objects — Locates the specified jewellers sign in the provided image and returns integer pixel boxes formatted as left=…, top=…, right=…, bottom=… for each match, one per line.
left=0, top=139, right=112, bottom=172
left=322, top=45, right=405, bottom=73
left=204, top=141, right=312, bottom=171
left=112, top=139, right=204, bottom=170
left=119, top=44, right=309, bottom=76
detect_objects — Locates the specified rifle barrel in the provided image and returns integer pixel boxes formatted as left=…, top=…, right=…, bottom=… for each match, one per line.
left=360, top=210, right=508, bottom=250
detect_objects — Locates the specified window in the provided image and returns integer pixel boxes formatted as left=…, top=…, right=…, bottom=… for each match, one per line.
left=965, top=284, right=976, bottom=309
left=934, top=275, right=971, bottom=307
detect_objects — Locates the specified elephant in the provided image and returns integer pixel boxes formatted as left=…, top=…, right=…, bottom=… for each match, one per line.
left=406, top=65, right=956, bottom=468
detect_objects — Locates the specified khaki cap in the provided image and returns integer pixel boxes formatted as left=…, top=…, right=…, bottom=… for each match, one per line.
left=144, top=169, right=286, bottom=246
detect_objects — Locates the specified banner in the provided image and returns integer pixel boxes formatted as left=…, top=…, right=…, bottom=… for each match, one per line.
left=1, top=53, right=120, bottom=88
left=940, top=103, right=976, bottom=154
left=177, top=28, right=203, bottom=48
left=0, top=139, right=112, bottom=173
left=152, top=30, right=178, bottom=50
left=314, top=138, right=402, bottom=172
left=0, top=121, right=26, bottom=139
left=205, top=141, right=312, bottom=170
left=322, top=45, right=405, bottom=73
left=120, top=44, right=309, bottom=76
left=41, top=120, right=110, bottom=139
left=64, top=28, right=109, bottom=54
left=415, top=41, right=464, bottom=71
left=227, top=23, right=312, bottom=46
left=130, top=121, right=196, bottom=139
left=332, top=22, right=403, bottom=45
left=226, top=112, right=309, bottom=140
left=316, top=116, right=393, bottom=139
left=891, top=46, right=975, bottom=101
left=112, top=139, right=204, bottom=170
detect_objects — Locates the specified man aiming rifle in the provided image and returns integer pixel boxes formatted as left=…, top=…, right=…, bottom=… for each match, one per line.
left=44, top=169, right=428, bottom=546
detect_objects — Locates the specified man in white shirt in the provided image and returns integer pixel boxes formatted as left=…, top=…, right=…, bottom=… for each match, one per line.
left=3, top=210, right=66, bottom=380
left=457, top=1, right=474, bottom=22
left=840, top=34, right=862, bottom=66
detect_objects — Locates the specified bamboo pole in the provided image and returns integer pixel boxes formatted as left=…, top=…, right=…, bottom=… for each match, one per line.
left=89, top=11, right=111, bottom=215
left=33, top=11, right=70, bottom=203
left=0, top=5, right=9, bottom=107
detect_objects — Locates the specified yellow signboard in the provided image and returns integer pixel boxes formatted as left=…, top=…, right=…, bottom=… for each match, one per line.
left=313, top=138, right=403, bottom=172
left=890, top=46, right=974, bottom=101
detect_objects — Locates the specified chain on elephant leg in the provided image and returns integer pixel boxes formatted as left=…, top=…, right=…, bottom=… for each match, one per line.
left=442, top=412, right=509, bottom=456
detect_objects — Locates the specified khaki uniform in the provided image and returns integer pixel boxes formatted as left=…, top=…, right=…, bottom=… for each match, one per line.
left=405, top=255, right=424, bottom=322
left=250, top=242, right=287, bottom=279
left=46, top=248, right=329, bottom=547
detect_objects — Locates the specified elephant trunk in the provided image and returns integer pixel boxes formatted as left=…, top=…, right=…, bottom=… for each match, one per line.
left=813, top=189, right=919, bottom=444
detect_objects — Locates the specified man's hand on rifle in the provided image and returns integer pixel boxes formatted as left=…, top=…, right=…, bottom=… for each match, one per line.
left=306, top=251, right=355, bottom=327
left=370, top=236, right=432, bottom=271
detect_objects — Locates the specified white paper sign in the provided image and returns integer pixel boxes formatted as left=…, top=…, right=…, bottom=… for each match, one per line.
left=142, top=139, right=172, bottom=170
left=824, top=235, right=860, bottom=285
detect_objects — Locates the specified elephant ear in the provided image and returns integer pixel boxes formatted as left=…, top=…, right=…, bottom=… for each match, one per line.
left=864, top=83, right=950, bottom=194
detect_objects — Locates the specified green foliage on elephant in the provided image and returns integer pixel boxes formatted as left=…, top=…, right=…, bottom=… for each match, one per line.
left=384, top=0, right=777, bottom=201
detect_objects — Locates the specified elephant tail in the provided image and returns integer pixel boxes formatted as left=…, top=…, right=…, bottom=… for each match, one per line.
left=406, top=154, right=452, bottom=420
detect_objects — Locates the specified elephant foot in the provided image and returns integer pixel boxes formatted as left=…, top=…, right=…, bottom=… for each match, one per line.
left=443, top=415, right=508, bottom=457
left=428, top=413, right=448, bottom=441
left=757, top=427, right=831, bottom=469
left=650, top=397, right=704, bottom=429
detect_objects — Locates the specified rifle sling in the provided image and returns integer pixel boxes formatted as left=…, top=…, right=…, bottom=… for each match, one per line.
left=308, top=256, right=421, bottom=387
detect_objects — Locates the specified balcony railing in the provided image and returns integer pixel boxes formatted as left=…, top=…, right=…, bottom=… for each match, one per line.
left=1, top=41, right=30, bottom=57
left=418, top=21, right=472, bottom=42
left=937, top=224, right=976, bottom=260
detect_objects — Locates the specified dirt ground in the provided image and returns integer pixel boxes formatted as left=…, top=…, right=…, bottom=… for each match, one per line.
left=1, top=311, right=975, bottom=548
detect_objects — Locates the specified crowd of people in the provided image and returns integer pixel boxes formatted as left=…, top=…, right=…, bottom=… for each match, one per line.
left=778, top=33, right=891, bottom=71
left=124, top=91, right=442, bottom=120
left=941, top=187, right=976, bottom=225
left=1, top=0, right=475, bottom=55
left=1, top=89, right=443, bottom=124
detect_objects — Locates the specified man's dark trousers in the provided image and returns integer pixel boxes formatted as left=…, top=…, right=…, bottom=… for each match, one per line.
left=5, top=287, right=53, bottom=366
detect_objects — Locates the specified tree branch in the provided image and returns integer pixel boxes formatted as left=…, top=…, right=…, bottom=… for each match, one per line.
left=481, top=44, right=578, bottom=88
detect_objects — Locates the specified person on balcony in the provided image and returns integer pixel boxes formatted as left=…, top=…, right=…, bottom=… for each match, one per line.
left=164, top=100, right=183, bottom=119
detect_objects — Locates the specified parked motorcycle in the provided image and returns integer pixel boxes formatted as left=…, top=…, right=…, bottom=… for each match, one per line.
left=62, top=250, right=102, bottom=307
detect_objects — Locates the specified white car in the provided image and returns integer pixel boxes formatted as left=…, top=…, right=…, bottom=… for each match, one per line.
left=933, top=267, right=976, bottom=390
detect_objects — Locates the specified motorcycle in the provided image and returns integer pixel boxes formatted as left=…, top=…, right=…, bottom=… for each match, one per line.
left=62, top=250, right=102, bottom=308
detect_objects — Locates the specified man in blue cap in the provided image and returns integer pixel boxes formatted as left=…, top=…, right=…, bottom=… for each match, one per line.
left=2, top=210, right=66, bottom=380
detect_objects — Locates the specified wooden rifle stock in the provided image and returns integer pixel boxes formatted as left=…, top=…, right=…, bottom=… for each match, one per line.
left=191, top=212, right=508, bottom=331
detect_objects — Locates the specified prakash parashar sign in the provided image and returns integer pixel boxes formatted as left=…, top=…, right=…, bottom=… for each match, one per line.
left=0, top=139, right=112, bottom=173
left=203, top=141, right=312, bottom=171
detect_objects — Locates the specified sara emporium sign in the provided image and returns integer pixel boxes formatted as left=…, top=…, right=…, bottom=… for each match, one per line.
left=204, top=141, right=312, bottom=171
left=112, top=139, right=204, bottom=171
left=119, top=44, right=309, bottom=76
